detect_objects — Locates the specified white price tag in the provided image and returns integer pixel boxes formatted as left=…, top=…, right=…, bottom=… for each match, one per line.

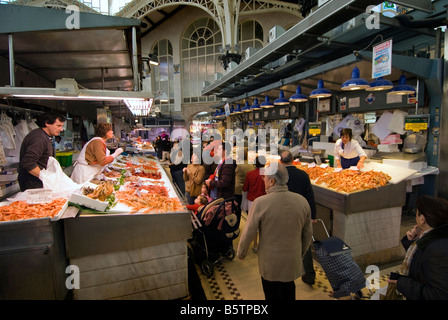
left=26, top=189, right=53, bottom=204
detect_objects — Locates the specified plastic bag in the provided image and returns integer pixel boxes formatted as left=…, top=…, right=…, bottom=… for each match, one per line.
left=39, top=157, right=82, bottom=198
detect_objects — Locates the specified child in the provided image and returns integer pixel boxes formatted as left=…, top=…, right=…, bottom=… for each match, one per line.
left=186, top=194, right=208, bottom=215
left=201, top=182, right=212, bottom=203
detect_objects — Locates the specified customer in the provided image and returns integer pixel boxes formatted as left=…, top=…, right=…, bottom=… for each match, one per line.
left=202, top=140, right=218, bottom=182
left=161, top=132, right=171, bottom=161
left=183, top=153, right=205, bottom=205
left=186, top=194, right=208, bottom=215
left=169, top=142, right=187, bottom=196
left=205, top=141, right=236, bottom=200
left=234, top=147, right=254, bottom=207
left=18, top=113, right=66, bottom=191
left=280, top=150, right=317, bottom=285
left=387, top=195, right=448, bottom=300
left=71, top=123, right=123, bottom=184
left=334, top=128, right=367, bottom=169
left=242, top=155, right=266, bottom=252
left=237, top=163, right=313, bottom=300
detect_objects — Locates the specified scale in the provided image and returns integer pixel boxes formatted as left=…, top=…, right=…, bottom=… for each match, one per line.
left=403, top=114, right=429, bottom=154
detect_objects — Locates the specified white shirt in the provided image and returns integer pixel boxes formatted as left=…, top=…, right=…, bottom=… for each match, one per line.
left=334, top=139, right=367, bottom=161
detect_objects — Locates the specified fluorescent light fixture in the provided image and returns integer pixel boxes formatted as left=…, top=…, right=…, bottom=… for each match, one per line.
left=124, top=98, right=154, bottom=117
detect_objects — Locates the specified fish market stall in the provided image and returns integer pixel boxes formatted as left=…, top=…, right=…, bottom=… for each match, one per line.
left=0, top=197, right=74, bottom=299
left=64, top=155, right=191, bottom=300
left=296, top=161, right=416, bottom=266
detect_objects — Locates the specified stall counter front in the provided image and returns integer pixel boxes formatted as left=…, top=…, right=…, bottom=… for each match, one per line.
left=64, top=211, right=191, bottom=300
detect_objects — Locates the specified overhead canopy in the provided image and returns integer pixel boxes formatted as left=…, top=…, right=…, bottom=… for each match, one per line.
left=202, top=0, right=444, bottom=106
left=0, top=4, right=144, bottom=119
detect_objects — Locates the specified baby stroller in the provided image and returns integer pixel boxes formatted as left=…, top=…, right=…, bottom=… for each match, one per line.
left=188, top=197, right=241, bottom=277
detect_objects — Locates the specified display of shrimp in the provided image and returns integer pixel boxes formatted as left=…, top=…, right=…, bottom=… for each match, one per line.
left=124, top=182, right=169, bottom=197
left=314, top=169, right=391, bottom=193
left=295, top=165, right=391, bottom=193
left=84, top=180, right=115, bottom=201
left=0, top=198, right=67, bottom=222
left=114, top=190, right=183, bottom=214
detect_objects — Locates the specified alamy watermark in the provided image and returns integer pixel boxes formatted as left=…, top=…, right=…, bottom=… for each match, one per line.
left=65, top=5, right=80, bottom=30
left=169, top=128, right=279, bottom=175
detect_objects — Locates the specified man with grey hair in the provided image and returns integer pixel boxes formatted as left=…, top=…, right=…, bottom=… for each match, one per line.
left=280, top=150, right=317, bottom=285
left=237, top=163, right=312, bottom=300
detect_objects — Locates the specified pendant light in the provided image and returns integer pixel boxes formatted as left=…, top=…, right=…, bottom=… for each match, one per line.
left=310, top=79, right=332, bottom=98
left=242, top=101, right=252, bottom=112
left=274, top=90, right=290, bottom=105
left=289, top=85, right=308, bottom=102
left=365, top=77, right=393, bottom=91
left=233, top=103, right=242, bottom=114
left=251, top=98, right=262, bottom=110
left=389, top=74, right=416, bottom=95
left=341, top=66, right=369, bottom=91
left=260, top=95, right=274, bottom=108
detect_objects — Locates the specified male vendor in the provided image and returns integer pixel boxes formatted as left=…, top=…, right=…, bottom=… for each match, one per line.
left=18, top=113, right=66, bottom=191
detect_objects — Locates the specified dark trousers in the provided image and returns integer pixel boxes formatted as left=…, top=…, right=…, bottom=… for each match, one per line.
left=261, top=277, right=295, bottom=300
left=302, top=247, right=316, bottom=281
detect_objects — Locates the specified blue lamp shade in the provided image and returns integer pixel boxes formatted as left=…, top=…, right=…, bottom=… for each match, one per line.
left=251, top=98, right=262, bottom=110
left=389, top=74, right=416, bottom=95
left=365, top=77, right=393, bottom=91
left=289, top=85, right=308, bottom=102
left=310, top=79, right=332, bottom=99
left=242, top=101, right=252, bottom=112
left=274, top=90, right=290, bottom=105
left=260, top=95, right=274, bottom=108
left=233, top=103, right=242, bottom=114
left=341, top=66, right=369, bottom=91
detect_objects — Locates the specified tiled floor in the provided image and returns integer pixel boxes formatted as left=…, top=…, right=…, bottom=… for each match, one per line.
left=189, top=209, right=416, bottom=300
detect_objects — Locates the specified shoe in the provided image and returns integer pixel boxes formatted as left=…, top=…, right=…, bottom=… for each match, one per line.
left=301, top=276, right=315, bottom=285
left=252, top=246, right=258, bottom=253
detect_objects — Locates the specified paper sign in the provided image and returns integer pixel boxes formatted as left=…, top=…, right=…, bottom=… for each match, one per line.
left=372, top=39, right=393, bottom=78
left=26, top=189, right=53, bottom=204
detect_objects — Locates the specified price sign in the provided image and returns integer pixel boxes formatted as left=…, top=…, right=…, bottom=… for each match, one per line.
left=26, top=189, right=53, bottom=204
left=308, top=122, right=322, bottom=136
left=404, top=115, right=430, bottom=132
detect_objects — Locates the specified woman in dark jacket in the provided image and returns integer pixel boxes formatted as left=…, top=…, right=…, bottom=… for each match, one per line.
left=205, top=141, right=236, bottom=200
left=388, top=195, right=448, bottom=300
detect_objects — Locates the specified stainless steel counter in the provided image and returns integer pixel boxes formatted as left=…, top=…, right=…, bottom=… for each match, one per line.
left=0, top=219, right=69, bottom=299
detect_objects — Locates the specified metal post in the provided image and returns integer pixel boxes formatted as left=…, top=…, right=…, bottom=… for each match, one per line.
left=132, top=27, right=139, bottom=91
left=8, top=34, right=15, bottom=87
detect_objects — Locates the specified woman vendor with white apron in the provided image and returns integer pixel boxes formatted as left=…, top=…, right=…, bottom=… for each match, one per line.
left=71, top=123, right=123, bottom=184
left=334, top=128, right=367, bottom=170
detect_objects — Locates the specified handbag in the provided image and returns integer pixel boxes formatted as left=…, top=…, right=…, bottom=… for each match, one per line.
left=380, top=283, right=404, bottom=300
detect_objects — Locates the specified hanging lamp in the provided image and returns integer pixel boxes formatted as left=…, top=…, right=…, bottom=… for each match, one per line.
left=310, top=79, right=332, bottom=98
left=233, top=103, right=242, bottom=114
left=274, top=90, right=290, bottom=105
left=289, top=85, right=308, bottom=102
left=251, top=98, right=262, bottom=110
left=365, top=77, right=393, bottom=91
left=242, top=101, right=252, bottom=112
left=341, top=66, right=369, bottom=91
left=389, top=74, right=416, bottom=95
left=260, top=95, right=274, bottom=108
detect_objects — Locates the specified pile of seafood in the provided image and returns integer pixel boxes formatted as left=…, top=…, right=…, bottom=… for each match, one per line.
left=92, top=155, right=184, bottom=214
left=0, top=198, right=67, bottom=222
left=296, top=164, right=392, bottom=193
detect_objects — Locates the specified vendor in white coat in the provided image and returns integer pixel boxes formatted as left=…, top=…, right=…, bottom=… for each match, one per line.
left=334, top=128, right=367, bottom=169
left=71, top=123, right=123, bottom=184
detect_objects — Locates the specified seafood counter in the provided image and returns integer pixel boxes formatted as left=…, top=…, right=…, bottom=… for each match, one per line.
left=296, top=160, right=414, bottom=266
left=0, top=155, right=191, bottom=300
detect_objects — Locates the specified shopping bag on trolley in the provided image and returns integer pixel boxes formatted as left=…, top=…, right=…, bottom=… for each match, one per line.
left=313, top=219, right=366, bottom=298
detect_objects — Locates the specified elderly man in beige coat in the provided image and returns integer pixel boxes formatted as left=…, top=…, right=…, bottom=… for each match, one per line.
left=237, top=163, right=313, bottom=300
